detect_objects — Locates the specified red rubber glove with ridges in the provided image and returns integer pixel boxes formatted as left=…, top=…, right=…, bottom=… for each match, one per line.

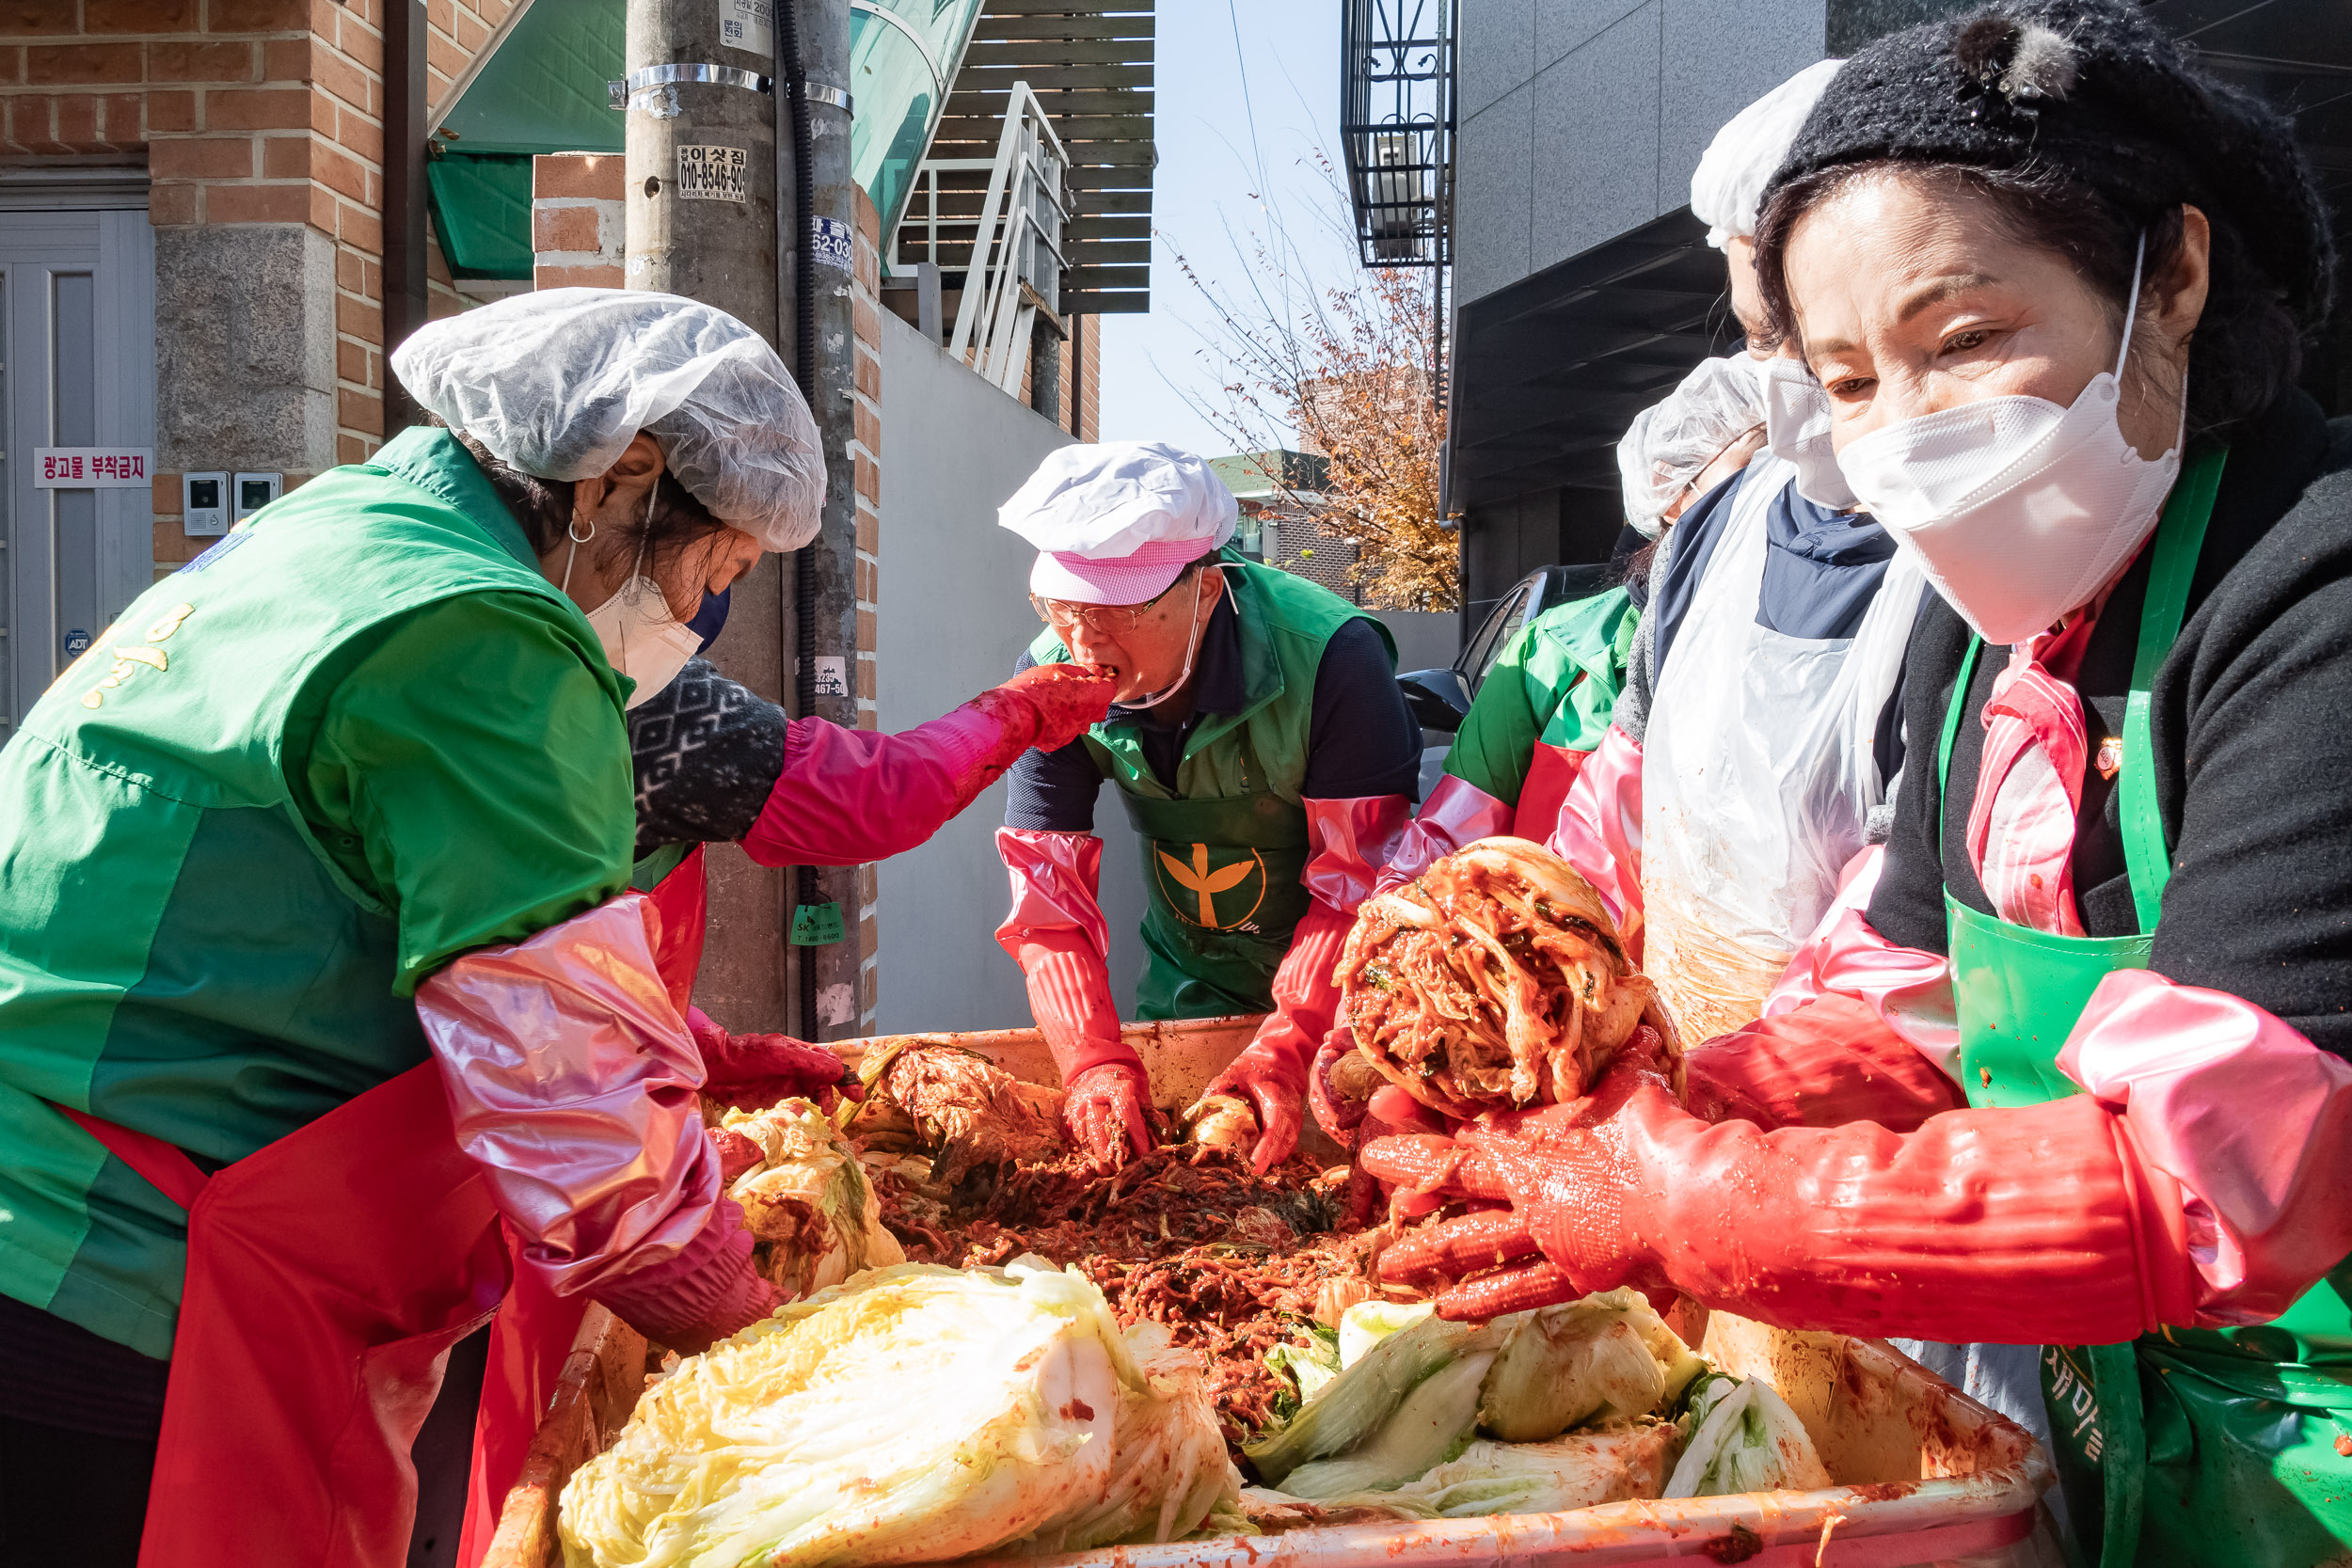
left=1015, top=928, right=1154, bottom=1164
left=1198, top=902, right=1352, bottom=1174
left=589, top=1194, right=778, bottom=1354
left=1367, top=1032, right=2194, bottom=1341
left=1064, top=1059, right=1160, bottom=1168
left=1680, top=993, right=1965, bottom=1132
left=689, top=1009, right=863, bottom=1112
left=968, top=663, right=1118, bottom=759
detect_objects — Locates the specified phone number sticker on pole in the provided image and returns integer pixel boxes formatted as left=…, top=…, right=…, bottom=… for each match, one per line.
left=676, top=144, right=750, bottom=201
left=35, top=448, right=152, bottom=487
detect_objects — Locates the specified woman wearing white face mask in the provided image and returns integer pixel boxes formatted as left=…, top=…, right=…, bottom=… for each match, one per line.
left=0, top=289, right=850, bottom=1567
left=1363, top=5, right=2352, bottom=1562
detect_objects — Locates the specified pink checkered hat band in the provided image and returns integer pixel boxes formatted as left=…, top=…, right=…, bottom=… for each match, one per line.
left=1029, top=537, right=1212, bottom=605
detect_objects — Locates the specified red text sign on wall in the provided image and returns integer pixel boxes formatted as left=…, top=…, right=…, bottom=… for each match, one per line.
left=35, top=448, right=152, bottom=488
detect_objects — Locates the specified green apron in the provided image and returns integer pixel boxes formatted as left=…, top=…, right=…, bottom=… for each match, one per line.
left=1935, top=444, right=2352, bottom=1567
left=1029, top=555, right=1391, bottom=1020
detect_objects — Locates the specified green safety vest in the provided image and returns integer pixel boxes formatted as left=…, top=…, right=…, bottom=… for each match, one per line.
left=0, top=427, right=628, bottom=1358
left=1936, top=443, right=2352, bottom=1568
left=1443, top=587, right=1638, bottom=808
left=1027, top=554, right=1391, bottom=1019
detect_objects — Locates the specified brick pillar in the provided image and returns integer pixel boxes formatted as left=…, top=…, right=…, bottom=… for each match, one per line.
left=850, top=185, right=885, bottom=1026
left=531, top=153, right=625, bottom=289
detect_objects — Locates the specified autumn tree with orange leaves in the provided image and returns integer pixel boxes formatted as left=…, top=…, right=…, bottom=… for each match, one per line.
left=1170, top=168, right=1458, bottom=611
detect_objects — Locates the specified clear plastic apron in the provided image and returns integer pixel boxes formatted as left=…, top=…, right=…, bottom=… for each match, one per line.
left=1642, top=458, right=1923, bottom=1044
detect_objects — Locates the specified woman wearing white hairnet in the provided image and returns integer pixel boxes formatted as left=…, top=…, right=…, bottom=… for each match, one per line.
left=0, top=289, right=982, bottom=1568
left=1540, top=58, right=1931, bottom=1055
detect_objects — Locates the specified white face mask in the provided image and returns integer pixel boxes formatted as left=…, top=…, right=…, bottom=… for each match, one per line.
left=1118, top=564, right=1215, bottom=710
left=564, top=489, right=704, bottom=709
left=1834, top=236, right=2181, bottom=646
left=1762, top=355, right=1861, bottom=512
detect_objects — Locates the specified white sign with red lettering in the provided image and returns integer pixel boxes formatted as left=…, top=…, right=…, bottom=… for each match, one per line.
left=35, top=448, right=152, bottom=488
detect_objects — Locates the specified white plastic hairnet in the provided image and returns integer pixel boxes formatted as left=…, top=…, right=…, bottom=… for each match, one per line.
left=1689, top=58, right=1844, bottom=249
left=389, top=287, right=824, bottom=551
left=1617, top=355, right=1768, bottom=539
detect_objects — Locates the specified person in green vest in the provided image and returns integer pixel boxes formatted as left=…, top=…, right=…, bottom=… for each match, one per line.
left=0, top=289, right=874, bottom=1565
left=993, top=443, right=1423, bottom=1173
left=1367, top=6, right=2352, bottom=1564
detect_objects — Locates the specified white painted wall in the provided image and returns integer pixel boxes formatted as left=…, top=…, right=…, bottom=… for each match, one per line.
left=873, top=311, right=1154, bottom=1033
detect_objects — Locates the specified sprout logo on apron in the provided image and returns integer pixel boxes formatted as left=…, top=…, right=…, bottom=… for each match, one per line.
left=1152, top=841, right=1269, bottom=931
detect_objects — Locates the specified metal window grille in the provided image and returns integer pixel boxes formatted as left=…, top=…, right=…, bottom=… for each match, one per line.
left=1341, top=0, right=1451, bottom=269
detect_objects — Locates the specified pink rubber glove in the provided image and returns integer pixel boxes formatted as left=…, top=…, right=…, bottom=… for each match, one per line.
left=995, top=828, right=1151, bottom=1163
left=1512, top=742, right=1592, bottom=845
left=744, top=665, right=1114, bottom=867
left=1545, top=724, right=1645, bottom=963
left=1200, top=902, right=1353, bottom=1173
left=1375, top=775, right=1513, bottom=895
left=687, top=1008, right=863, bottom=1113
left=586, top=1195, right=778, bottom=1354
left=1368, top=1029, right=2199, bottom=1342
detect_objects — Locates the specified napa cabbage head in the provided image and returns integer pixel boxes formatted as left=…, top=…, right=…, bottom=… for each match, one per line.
left=558, top=1261, right=1237, bottom=1568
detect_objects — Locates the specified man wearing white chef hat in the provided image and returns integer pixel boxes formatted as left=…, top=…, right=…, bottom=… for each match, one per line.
left=991, top=443, right=1422, bottom=1172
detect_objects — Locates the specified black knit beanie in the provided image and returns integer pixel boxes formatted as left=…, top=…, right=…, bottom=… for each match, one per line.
left=1763, top=0, right=2334, bottom=332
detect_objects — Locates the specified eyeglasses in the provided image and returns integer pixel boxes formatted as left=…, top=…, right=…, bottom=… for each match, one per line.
left=1030, top=571, right=1200, bottom=637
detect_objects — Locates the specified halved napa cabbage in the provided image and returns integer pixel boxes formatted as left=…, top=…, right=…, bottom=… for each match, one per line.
left=1662, top=1374, right=1833, bottom=1498
left=721, top=1099, right=904, bottom=1299
left=1303, top=1423, right=1679, bottom=1518
left=1476, top=1289, right=1701, bottom=1441
left=558, top=1260, right=1239, bottom=1568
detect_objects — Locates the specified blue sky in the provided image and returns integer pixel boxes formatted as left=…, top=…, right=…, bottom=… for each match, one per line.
left=1096, top=2, right=1356, bottom=456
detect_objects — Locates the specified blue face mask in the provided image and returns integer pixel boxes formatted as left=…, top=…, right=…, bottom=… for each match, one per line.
left=684, top=585, right=731, bottom=653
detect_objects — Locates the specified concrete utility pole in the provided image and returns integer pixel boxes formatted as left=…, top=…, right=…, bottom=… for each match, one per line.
left=783, top=0, right=865, bottom=1037
left=623, top=0, right=790, bottom=1029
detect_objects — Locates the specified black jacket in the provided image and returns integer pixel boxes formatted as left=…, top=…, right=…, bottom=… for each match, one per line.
left=1867, top=389, right=2352, bottom=1060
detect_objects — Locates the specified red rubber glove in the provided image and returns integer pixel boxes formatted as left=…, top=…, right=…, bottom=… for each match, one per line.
left=1680, top=994, right=1964, bottom=1132
left=1013, top=927, right=1154, bottom=1164
left=1308, top=1026, right=1367, bottom=1145
left=971, top=662, right=1118, bottom=755
left=1064, top=1059, right=1159, bottom=1168
left=1366, top=1030, right=2195, bottom=1343
left=588, top=1195, right=778, bottom=1354
left=689, top=1010, right=864, bottom=1113
left=1198, top=904, right=1352, bottom=1173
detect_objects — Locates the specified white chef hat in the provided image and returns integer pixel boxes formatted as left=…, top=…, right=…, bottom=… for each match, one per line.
left=1616, top=355, right=1767, bottom=538
left=390, top=287, right=825, bottom=551
left=998, top=442, right=1238, bottom=604
left=1689, top=58, right=1844, bottom=250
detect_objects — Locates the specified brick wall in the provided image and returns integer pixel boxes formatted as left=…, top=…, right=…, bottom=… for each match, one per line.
left=0, top=0, right=507, bottom=571
left=530, top=150, right=622, bottom=289
left=850, top=185, right=883, bottom=1027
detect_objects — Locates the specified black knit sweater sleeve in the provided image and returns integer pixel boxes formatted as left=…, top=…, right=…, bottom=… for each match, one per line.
left=628, top=657, right=788, bottom=857
left=1867, top=398, right=2352, bottom=1060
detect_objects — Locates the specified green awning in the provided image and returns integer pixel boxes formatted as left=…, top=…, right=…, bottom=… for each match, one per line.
left=425, top=151, right=535, bottom=278
left=428, top=0, right=625, bottom=280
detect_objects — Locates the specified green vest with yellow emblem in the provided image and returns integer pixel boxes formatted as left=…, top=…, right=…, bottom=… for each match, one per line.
left=1027, top=554, right=1391, bottom=1019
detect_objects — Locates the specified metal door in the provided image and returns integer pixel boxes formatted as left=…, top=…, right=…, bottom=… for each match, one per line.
left=0, top=195, right=157, bottom=736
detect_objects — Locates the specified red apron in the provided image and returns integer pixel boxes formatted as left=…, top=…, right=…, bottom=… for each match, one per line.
left=59, top=845, right=711, bottom=1568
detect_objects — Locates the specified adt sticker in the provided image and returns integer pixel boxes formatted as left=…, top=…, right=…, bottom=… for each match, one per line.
left=62, top=627, right=91, bottom=659
left=810, top=214, right=853, bottom=273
